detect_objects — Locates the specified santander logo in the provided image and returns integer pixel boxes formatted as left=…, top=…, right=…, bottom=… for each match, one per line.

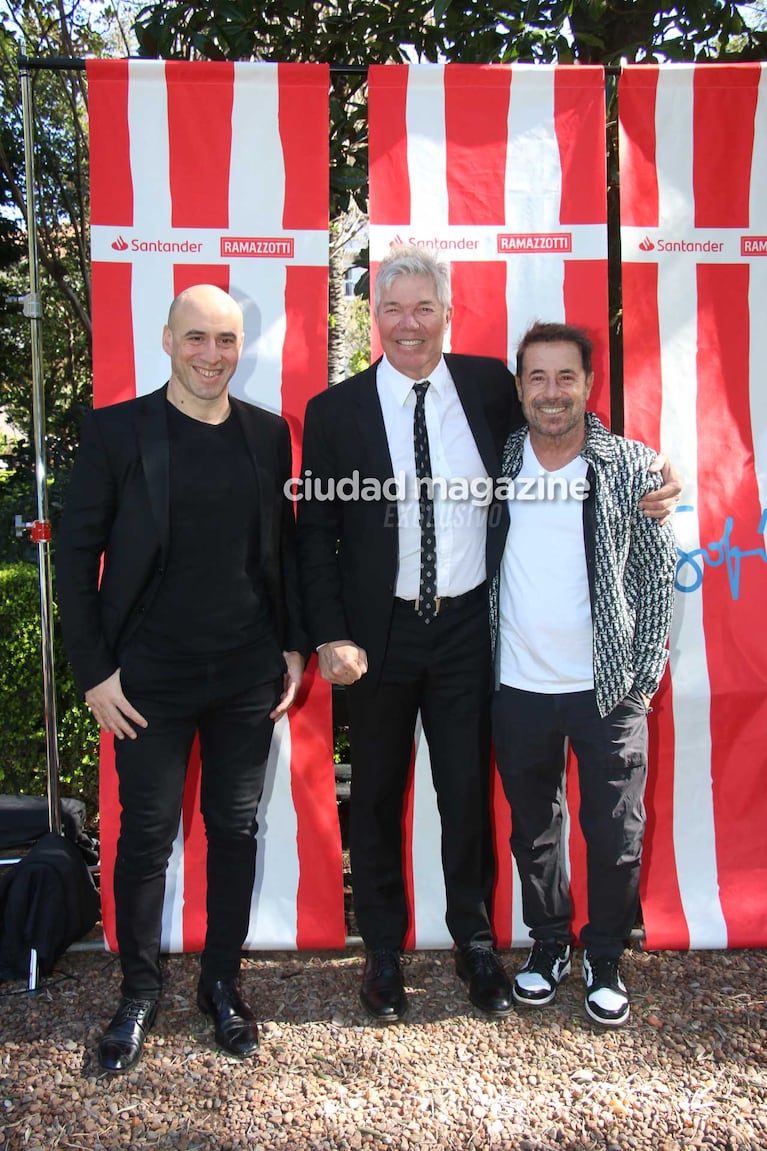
left=111, top=235, right=129, bottom=251
left=638, top=237, right=655, bottom=252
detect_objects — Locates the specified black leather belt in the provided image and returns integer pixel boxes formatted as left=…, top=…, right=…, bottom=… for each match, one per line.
left=395, top=582, right=486, bottom=616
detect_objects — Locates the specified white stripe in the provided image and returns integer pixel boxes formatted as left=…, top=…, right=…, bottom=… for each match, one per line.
left=503, top=68, right=568, bottom=354
left=91, top=225, right=328, bottom=266
left=130, top=262, right=176, bottom=394
left=505, top=67, right=562, bottom=233
left=655, top=67, right=696, bottom=232
left=128, top=61, right=172, bottom=230
left=160, top=821, right=186, bottom=951
left=246, top=717, right=300, bottom=949
left=228, top=261, right=287, bottom=415
left=230, top=63, right=284, bottom=232
left=368, top=223, right=605, bottom=263
left=406, top=65, right=449, bottom=227
left=411, top=717, right=451, bottom=947
left=749, top=69, right=767, bottom=537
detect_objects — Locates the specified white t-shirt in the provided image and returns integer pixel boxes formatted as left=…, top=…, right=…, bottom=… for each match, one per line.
left=498, top=437, right=594, bottom=693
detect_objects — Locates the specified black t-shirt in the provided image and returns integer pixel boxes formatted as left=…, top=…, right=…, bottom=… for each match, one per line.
left=134, top=402, right=281, bottom=671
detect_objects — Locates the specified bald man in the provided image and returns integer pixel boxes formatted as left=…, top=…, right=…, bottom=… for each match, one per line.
left=57, top=285, right=307, bottom=1071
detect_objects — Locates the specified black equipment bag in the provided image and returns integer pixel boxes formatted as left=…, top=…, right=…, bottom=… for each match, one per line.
left=0, top=832, right=100, bottom=981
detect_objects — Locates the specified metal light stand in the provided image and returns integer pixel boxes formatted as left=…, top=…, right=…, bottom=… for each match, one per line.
left=13, top=55, right=62, bottom=838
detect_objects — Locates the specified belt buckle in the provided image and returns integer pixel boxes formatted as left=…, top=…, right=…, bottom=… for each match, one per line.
left=434, top=597, right=442, bottom=615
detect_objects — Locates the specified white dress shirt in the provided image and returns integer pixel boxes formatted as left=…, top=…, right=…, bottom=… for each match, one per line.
left=376, top=354, right=489, bottom=600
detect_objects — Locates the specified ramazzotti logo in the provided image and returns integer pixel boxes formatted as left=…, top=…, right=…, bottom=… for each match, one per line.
left=741, top=236, right=767, bottom=255
left=111, top=235, right=129, bottom=251
left=220, top=237, right=295, bottom=258
left=497, top=233, right=572, bottom=253
left=639, top=236, right=655, bottom=252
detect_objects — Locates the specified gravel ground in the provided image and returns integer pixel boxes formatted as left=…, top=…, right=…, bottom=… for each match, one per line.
left=1, top=944, right=765, bottom=1151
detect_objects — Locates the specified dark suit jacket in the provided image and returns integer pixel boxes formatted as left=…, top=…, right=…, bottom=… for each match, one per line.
left=56, top=385, right=308, bottom=696
left=296, top=354, right=522, bottom=686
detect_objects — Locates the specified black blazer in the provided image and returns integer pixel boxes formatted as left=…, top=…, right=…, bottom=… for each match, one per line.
left=296, top=354, right=522, bottom=685
left=56, top=385, right=308, bottom=696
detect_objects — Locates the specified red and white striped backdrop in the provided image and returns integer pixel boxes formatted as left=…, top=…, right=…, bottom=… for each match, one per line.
left=86, top=60, right=346, bottom=951
left=620, top=63, right=767, bottom=949
left=368, top=64, right=609, bottom=947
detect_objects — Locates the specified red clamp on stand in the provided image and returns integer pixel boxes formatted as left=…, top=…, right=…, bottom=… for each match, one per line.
left=29, top=520, right=51, bottom=543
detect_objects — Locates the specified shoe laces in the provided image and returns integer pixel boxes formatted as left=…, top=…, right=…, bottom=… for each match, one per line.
left=586, top=954, right=622, bottom=990
left=526, top=941, right=568, bottom=978
left=368, top=949, right=405, bottom=977
left=114, top=997, right=155, bottom=1025
left=463, top=946, right=502, bottom=976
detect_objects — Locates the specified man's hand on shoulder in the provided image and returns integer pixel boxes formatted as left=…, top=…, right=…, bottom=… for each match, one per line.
left=85, top=669, right=148, bottom=740
left=318, top=640, right=368, bottom=686
left=270, top=651, right=306, bottom=720
left=641, top=454, right=682, bottom=525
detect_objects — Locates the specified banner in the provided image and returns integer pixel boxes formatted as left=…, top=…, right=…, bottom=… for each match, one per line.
left=368, top=63, right=609, bottom=946
left=87, top=60, right=345, bottom=951
left=620, top=63, right=767, bottom=948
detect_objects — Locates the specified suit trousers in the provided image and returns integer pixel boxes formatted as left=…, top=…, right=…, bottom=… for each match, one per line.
left=114, top=649, right=281, bottom=999
left=492, top=685, right=649, bottom=958
left=346, top=588, right=495, bottom=951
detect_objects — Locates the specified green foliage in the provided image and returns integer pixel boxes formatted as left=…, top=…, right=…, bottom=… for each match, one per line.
left=0, top=562, right=100, bottom=819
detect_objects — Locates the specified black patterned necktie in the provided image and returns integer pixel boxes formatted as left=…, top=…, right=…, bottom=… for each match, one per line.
left=412, top=380, right=437, bottom=623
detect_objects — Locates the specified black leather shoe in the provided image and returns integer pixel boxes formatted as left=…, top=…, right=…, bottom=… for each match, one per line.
left=197, top=978, right=259, bottom=1057
left=360, top=949, right=408, bottom=1021
left=97, top=997, right=158, bottom=1073
left=455, top=945, right=513, bottom=1017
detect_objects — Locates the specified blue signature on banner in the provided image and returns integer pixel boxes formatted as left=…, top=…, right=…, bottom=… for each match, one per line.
left=675, top=506, right=767, bottom=599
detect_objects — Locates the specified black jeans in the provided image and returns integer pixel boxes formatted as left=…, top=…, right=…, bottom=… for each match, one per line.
left=114, top=650, right=281, bottom=999
left=492, top=685, right=649, bottom=958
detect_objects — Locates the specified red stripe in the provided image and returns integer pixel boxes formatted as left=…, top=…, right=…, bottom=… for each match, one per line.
left=640, top=675, right=688, bottom=949
left=369, top=65, right=411, bottom=224
left=489, top=759, right=512, bottom=948
left=444, top=65, right=510, bottom=226
left=180, top=742, right=207, bottom=950
left=554, top=67, right=606, bottom=225
left=173, top=265, right=229, bottom=298
left=289, top=667, right=346, bottom=948
left=98, top=734, right=118, bottom=951
left=91, top=263, right=136, bottom=407
left=282, top=265, right=329, bottom=465
left=621, top=263, right=663, bottom=448
left=565, top=749, right=588, bottom=944
left=563, top=260, right=610, bottom=426
left=87, top=60, right=133, bottom=226
left=696, top=263, right=767, bottom=947
left=166, top=62, right=233, bottom=228
left=450, top=262, right=509, bottom=363
left=693, top=66, right=760, bottom=229
left=618, top=67, right=659, bottom=228
left=278, top=64, right=329, bottom=229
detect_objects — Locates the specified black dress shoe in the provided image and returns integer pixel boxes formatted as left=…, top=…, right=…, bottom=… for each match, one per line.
left=455, top=945, right=513, bottom=1017
left=197, top=978, right=259, bottom=1057
left=97, top=996, right=158, bottom=1073
left=360, top=949, right=408, bottom=1021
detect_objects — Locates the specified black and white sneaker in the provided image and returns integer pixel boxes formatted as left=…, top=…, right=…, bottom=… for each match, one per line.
left=583, top=952, right=630, bottom=1026
left=512, top=940, right=572, bottom=1006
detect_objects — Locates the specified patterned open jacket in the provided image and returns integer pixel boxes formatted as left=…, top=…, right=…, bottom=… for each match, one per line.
left=488, top=412, right=678, bottom=717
